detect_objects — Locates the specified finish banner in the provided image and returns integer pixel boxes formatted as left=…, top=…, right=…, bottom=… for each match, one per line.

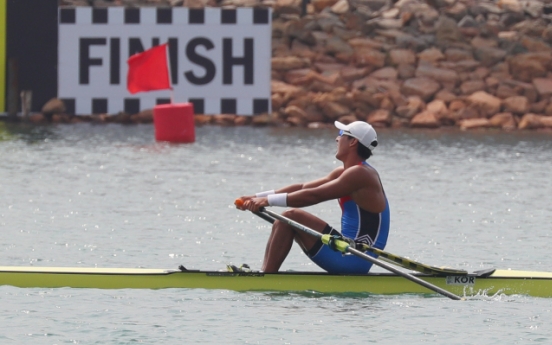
left=58, top=7, right=272, bottom=115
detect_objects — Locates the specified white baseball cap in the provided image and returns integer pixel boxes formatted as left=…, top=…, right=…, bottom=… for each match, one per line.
left=334, top=121, right=378, bottom=151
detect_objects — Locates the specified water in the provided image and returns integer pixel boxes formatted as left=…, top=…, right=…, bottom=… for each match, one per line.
left=1, top=122, right=552, bottom=344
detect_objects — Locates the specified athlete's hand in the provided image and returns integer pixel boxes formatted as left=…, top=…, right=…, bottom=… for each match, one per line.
left=242, top=197, right=269, bottom=213
left=234, top=197, right=252, bottom=210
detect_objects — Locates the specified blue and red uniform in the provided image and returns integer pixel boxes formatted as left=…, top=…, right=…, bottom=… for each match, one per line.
left=304, top=162, right=390, bottom=274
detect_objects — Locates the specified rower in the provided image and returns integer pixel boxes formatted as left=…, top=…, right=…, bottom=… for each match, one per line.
left=236, top=121, right=390, bottom=274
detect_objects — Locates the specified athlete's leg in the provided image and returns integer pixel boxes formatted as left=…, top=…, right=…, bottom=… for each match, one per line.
left=262, top=208, right=327, bottom=272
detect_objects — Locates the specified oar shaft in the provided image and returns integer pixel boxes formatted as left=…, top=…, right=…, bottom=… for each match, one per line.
left=261, top=208, right=462, bottom=301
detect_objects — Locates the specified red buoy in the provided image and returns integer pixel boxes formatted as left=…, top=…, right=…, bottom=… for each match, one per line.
left=153, top=103, right=195, bottom=143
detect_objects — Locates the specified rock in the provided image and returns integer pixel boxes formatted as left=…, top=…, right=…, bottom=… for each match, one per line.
left=473, top=47, right=507, bottom=67
left=272, top=56, right=311, bottom=71
left=194, top=114, right=212, bottom=125
left=508, top=53, right=548, bottom=82
left=435, top=15, right=463, bottom=42
left=495, top=83, right=518, bottom=99
left=401, top=77, right=441, bottom=101
left=497, top=0, right=522, bottom=13
left=502, top=96, right=529, bottom=114
left=521, top=36, right=552, bottom=52
left=460, top=80, right=487, bottom=95
left=415, top=63, right=459, bottom=84
left=234, top=116, right=251, bottom=126
left=411, top=111, right=440, bottom=128
left=449, top=99, right=467, bottom=112
left=532, top=78, right=552, bottom=97
left=489, top=112, right=517, bottom=130
left=331, top=0, right=349, bottom=14
left=434, top=89, right=458, bottom=103
left=284, top=68, right=312, bottom=85
left=545, top=102, right=552, bottom=116
left=518, top=113, right=552, bottom=129
left=130, top=109, right=153, bottom=123
left=471, top=36, right=498, bottom=49
left=370, top=67, right=398, bottom=79
left=397, top=63, right=416, bottom=79
left=325, top=36, right=354, bottom=57
left=459, top=118, right=491, bottom=130
left=543, top=26, right=552, bottom=44
left=271, top=80, right=304, bottom=97
left=29, top=113, right=47, bottom=124
left=42, top=98, right=66, bottom=114
left=348, top=37, right=385, bottom=51
left=426, top=99, right=448, bottom=118
left=251, top=113, right=276, bottom=126
left=284, top=105, right=307, bottom=119
left=367, top=109, right=392, bottom=127
left=340, top=66, right=370, bottom=82
left=388, top=48, right=417, bottom=66
left=320, top=101, right=350, bottom=120
left=445, top=3, right=468, bottom=21
left=395, top=96, right=425, bottom=119
left=444, top=48, right=474, bottom=62
left=417, top=47, right=445, bottom=63
left=467, top=91, right=502, bottom=117
left=274, top=0, right=303, bottom=15
left=531, top=99, right=549, bottom=113
left=353, top=48, right=386, bottom=68
left=311, top=0, right=338, bottom=12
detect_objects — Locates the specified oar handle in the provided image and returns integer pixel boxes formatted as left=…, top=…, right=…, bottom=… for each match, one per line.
left=235, top=200, right=276, bottom=224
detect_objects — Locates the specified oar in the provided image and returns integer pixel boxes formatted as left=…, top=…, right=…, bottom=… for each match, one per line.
left=236, top=201, right=463, bottom=300
left=249, top=209, right=467, bottom=276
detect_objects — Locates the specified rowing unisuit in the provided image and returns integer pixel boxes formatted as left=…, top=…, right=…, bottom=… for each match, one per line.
left=305, top=162, right=390, bottom=274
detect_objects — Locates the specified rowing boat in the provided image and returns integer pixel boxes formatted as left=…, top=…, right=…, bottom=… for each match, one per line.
left=1, top=266, right=552, bottom=297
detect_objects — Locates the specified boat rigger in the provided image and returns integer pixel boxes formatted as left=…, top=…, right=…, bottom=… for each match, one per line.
left=1, top=266, right=552, bottom=298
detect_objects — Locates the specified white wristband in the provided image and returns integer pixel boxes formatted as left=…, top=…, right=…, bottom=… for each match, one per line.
left=267, top=193, right=288, bottom=207
left=255, top=190, right=275, bottom=197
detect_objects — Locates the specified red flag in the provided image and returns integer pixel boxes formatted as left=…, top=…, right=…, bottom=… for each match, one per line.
left=127, top=43, right=171, bottom=94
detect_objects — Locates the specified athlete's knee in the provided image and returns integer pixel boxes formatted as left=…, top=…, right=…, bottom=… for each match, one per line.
left=281, top=208, right=308, bottom=220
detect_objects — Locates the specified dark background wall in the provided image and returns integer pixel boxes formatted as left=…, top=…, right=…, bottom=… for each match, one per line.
left=6, top=0, right=58, bottom=113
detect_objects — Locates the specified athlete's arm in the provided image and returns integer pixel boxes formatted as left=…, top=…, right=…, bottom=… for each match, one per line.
left=287, top=165, right=386, bottom=213
left=236, top=168, right=343, bottom=209
left=275, top=167, right=344, bottom=193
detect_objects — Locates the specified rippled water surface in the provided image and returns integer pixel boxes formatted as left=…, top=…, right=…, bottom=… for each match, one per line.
left=1, top=122, right=551, bottom=344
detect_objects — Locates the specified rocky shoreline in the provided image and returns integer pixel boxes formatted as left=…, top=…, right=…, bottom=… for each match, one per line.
left=30, top=0, right=552, bottom=130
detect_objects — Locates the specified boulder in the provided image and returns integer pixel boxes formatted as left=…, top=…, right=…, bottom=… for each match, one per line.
left=367, top=109, right=392, bottom=127
left=508, top=54, right=548, bottom=82
left=489, top=112, right=517, bottom=130
left=532, top=78, right=552, bottom=97
left=460, top=80, right=487, bottom=95
left=395, top=96, right=426, bottom=119
left=388, top=49, right=417, bottom=66
left=410, top=111, right=440, bottom=128
left=518, top=113, right=552, bottom=129
left=415, top=63, right=459, bottom=84
left=42, top=98, right=66, bottom=114
left=466, top=91, right=502, bottom=117
left=459, top=118, right=491, bottom=130
left=272, top=57, right=311, bottom=71
left=502, top=96, right=529, bottom=114
left=401, top=77, right=441, bottom=101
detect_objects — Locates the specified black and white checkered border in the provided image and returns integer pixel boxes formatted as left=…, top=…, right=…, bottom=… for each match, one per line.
left=59, top=7, right=271, bottom=25
left=60, top=97, right=271, bottom=116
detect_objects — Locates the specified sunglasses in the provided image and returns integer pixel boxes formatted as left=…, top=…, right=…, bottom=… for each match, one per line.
left=338, top=130, right=352, bottom=136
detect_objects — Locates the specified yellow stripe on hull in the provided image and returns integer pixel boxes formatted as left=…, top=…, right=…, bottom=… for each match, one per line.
left=1, top=267, right=552, bottom=298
